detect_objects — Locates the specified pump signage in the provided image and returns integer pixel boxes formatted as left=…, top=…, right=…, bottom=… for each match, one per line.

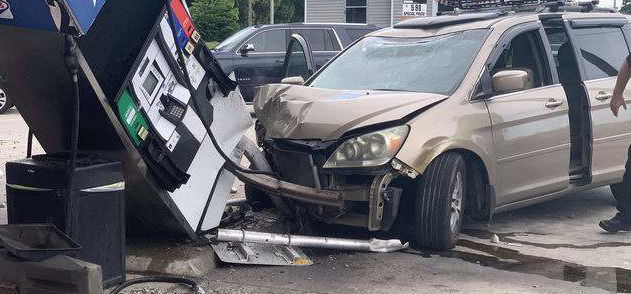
left=0, top=0, right=57, bottom=31
left=0, top=0, right=106, bottom=35
left=403, top=2, right=427, bottom=16
left=0, top=1, right=13, bottom=19
left=59, top=0, right=107, bottom=34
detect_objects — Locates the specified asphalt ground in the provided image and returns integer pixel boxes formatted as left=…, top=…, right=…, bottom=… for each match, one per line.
left=1, top=109, right=630, bottom=294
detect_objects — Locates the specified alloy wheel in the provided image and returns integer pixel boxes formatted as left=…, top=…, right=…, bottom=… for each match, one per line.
left=0, top=89, right=6, bottom=109
left=450, top=172, right=464, bottom=233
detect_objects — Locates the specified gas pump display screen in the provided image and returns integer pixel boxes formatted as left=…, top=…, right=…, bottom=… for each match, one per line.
left=143, top=72, right=160, bottom=96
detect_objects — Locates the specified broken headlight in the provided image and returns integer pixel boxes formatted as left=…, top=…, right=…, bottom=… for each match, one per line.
left=323, top=125, right=409, bottom=168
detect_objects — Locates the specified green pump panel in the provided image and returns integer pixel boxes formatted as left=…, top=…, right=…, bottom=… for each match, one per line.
left=117, top=89, right=150, bottom=147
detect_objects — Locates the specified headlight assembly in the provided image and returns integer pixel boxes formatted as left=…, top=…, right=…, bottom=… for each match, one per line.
left=323, top=125, right=409, bottom=168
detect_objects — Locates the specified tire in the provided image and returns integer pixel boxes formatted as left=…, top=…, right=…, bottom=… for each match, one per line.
left=412, top=152, right=467, bottom=250
left=0, top=89, right=11, bottom=114
left=244, top=164, right=275, bottom=211
left=244, top=183, right=275, bottom=211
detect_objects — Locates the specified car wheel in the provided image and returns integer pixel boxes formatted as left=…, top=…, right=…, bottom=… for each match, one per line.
left=412, top=152, right=466, bottom=250
left=0, top=89, right=11, bottom=114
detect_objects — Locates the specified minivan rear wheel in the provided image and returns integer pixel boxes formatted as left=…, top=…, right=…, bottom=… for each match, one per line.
left=412, top=152, right=466, bottom=250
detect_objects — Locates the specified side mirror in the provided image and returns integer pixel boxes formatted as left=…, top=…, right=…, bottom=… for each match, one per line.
left=281, top=76, right=305, bottom=85
left=239, top=44, right=255, bottom=56
left=492, top=69, right=533, bottom=94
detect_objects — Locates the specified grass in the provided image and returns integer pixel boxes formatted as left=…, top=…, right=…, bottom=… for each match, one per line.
left=206, top=41, right=219, bottom=49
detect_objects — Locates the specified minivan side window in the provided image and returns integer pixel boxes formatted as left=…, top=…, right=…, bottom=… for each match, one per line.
left=574, top=27, right=628, bottom=80
left=293, top=29, right=341, bottom=51
left=247, top=29, right=287, bottom=53
left=491, top=30, right=551, bottom=89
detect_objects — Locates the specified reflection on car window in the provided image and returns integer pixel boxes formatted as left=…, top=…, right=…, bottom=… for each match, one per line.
left=248, top=30, right=287, bottom=53
left=544, top=29, right=568, bottom=66
left=346, top=28, right=374, bottom=42
left=286, top=40, right=310, bottom=79
left=214, top=27, right=257, bottom=52
left=575, top=27, right=628, bottom=80
left=492, top=31, right=548, bottom=88
left=308, top=29, right=488, bottom=95
left=293, top=29, right=339, bottom=51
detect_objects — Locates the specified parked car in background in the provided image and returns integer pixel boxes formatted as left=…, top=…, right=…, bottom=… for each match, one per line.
left=212, top=23, right=380, bottom=102
left=0, top=88, right=13, bottom=114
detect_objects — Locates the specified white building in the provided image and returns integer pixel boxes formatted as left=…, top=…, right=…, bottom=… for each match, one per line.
left=304, top=0, right=440, bottom=28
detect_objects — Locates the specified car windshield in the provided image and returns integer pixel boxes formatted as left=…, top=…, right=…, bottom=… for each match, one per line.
left=308, top=29, right=488, bottom=95
left=214, top=27, right=257, bottom=52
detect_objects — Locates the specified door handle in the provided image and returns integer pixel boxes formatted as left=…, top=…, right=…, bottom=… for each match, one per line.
left=545, top=98, right=563, bottom=109
left=596, top=91, right=613, bottom=101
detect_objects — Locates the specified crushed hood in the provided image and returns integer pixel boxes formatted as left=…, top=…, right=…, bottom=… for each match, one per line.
left=253, top=84, right=448, bottom=141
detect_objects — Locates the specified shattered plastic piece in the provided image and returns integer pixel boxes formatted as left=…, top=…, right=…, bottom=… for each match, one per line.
left=212, top=229, right=410, bottom=253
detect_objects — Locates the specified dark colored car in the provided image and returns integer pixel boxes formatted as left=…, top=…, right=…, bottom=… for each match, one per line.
left=0, top=88, right=13, bottom=114
left=212, top=23, right=380, bottom=102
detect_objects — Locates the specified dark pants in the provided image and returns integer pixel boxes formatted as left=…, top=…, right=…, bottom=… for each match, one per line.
left=615, top=145, right=631, bottom=217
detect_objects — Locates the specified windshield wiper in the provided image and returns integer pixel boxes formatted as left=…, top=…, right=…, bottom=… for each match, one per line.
left=369, top=88, right=414, bottom=92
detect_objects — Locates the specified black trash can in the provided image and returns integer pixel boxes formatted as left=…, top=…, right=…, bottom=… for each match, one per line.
left=6, top=153, right=125, bottom=287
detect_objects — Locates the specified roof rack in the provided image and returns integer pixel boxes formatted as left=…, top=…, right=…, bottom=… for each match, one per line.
left=437, top=0, right=616, bottom=14
left=394, top=11, right=509, bottom=29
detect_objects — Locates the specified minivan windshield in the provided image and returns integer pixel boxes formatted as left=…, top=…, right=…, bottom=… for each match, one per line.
left=308, top=29, right=488, bottom=95
left=214, top=27, right=257, bottom=52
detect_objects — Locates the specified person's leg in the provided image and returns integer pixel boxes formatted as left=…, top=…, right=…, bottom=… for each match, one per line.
left=601, top=145, right=631, bottom=232
left=614, top=146, right=631, bottom=215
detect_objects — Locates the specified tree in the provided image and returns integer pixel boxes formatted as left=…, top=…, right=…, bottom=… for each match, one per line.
left=190, top=0, right=240, bottom=42
left=621, top=0, right=631, bottom=14
left=234, top=0, right=303, bottom=26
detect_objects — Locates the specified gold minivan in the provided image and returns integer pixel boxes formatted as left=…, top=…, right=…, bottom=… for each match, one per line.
left=242, top=11, right=631, bottom=249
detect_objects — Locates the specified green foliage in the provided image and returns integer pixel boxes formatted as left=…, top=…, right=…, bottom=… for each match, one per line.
left=206, top=41, right=220, bottom=49
left=190, top=0, right=240, bottom=42
left=189, top=0, right=303, bottom=43
left=234, top=0, right=303, bottom=27
left=621, top=0, right=631, bottom=14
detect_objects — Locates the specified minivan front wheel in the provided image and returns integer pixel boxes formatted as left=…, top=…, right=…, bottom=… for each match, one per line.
left=412, top=152, right=466, bottom=250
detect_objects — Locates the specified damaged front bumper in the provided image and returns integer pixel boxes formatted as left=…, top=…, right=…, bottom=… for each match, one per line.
left=235, top=154, right=418, bottom=231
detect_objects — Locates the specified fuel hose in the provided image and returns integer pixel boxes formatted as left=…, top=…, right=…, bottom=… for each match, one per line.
left=109, top=276, right=204, bottom=294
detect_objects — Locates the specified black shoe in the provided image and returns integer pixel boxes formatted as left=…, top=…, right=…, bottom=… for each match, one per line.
left=599, top=213, right=631, bottom=233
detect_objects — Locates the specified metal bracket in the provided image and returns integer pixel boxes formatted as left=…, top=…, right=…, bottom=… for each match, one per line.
left=368, top=172, right=397, bottom=231
left=211, top=242, right=313, bottom=266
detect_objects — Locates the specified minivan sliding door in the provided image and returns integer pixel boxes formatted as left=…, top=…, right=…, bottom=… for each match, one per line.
left=567, top=18, right=631, bottom=184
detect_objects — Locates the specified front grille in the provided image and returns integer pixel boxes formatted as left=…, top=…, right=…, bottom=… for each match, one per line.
left=272, top=146, right=321, bottom=188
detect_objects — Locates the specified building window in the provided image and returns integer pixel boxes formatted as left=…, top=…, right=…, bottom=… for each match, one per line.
left=346, top=0, right=367, bottom=23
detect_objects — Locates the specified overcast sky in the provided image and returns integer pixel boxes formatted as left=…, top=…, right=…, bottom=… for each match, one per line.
left=600, top=0, right=617, bottom=8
